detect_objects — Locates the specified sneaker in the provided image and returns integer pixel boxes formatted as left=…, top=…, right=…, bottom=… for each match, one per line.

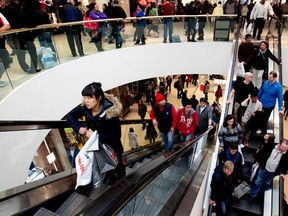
left=0, top=80, right=7, bottom=87
left=256, top=129, right=262, bottom=134
left=162, top=40, right=167, bottom=43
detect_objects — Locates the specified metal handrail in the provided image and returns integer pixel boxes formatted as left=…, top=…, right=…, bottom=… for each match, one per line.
left=0, top=14, right=238, bottom=36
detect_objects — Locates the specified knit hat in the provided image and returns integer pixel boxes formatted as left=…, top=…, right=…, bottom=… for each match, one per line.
left=199, top=97, right=207, bottom=103
left=155, top=93, right=165, bottom=103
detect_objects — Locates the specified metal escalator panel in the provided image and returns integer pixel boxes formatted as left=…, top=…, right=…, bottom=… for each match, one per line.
left=75, top=131, right=214, bottom=216
left=118, top=152, right=191, bottom=216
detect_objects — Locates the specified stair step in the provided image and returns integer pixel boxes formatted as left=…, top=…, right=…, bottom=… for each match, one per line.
left=242, top=151, right=255, bottom=164
left=55, top=192, right=91, bottom=216
left=142, top=158, right=152, bottom=164
left=33, top=207, right=59, bottom=216
left=132, top=161, right=142, bottom=169
left=229, top=194, right=263, bottom=216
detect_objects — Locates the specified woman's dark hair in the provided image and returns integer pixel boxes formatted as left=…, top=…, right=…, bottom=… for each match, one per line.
left=81, top=82, right=105, bottom=104
left=217, top=85, right=221, bottom=89
left=129, top=127, right=134, bottom=132
left=138, top=3, right=145, bottom=11
left=259, top=41, right=268, bottom=47
left=223, top=114, right=237, bottom=128
left=151, top=2, right=156, bottom=8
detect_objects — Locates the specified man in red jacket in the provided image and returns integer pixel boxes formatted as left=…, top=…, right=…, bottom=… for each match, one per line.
left=150, top=93, right=177, bottom=151
left=177, top=99, right=198, bottom=142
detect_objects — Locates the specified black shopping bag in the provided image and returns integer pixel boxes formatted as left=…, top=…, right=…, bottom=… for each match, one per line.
left=94, top=143, right=118, bottom=174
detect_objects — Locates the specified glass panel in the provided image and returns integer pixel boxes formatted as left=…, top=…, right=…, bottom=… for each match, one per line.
left=117, top=133, right=209, bottom=215
left=0, top=16, right=236, bottom=100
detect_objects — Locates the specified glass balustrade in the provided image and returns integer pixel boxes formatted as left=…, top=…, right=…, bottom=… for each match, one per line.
left=0, top=15, right=238, bottom=100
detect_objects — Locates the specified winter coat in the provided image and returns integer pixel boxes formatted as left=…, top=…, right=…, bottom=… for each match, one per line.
left=218, top=123, right=243, bottom=147
left=210, top=164, right=234, bottom=202
left=67, top=93, right=123, bottom=153
left=252, top=48, right=280, bottom=70
left=177, top=107, right=198, bottom=136
left=219, top=149, right=243, bottom=181
left=238, top=42, right=254, bottom=66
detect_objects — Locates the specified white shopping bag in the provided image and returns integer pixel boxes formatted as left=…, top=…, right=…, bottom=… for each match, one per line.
left=75, top=131, right=99, bottom=189
left=237, top=62, right=245, bottom=77
left=37, top=47, right=58, bottom=69
left=247, top=23, right=253, bottom=33
left=250, top=163, right=259, bottom=182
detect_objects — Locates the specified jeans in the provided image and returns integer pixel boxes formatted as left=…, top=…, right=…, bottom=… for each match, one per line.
left=187, top=19, right=196, bottom=41
left=253, top=18, right=265, bottom=38
left=216, top=200, right=227, bottom=216
left=37, top=31, right=56, bottom=53
left=180, top=134, right=194, bottom=142
left=112, top=25, right=123, bottom=49
left=250, top=167, right=275, bottom=198
left=163, top=18, right=173, bottom=42
left=160, top=131, right=174, bottom=151
left=198, top=20, right=206, bottom=37
left=65, top=27, right=84, bottom=56
left=6, top=34, right=30, bottom=72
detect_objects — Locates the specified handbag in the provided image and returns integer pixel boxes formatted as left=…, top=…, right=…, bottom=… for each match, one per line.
left=84, top=16, right=98, bottom=31
left=94, top=143, right=118, bottom=174
left=237, top=62, right=245, bottom=77
left=247, top=23, right=253, bottom=33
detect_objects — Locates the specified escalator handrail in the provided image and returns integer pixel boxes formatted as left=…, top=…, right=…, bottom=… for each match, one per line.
left=0, top=14, right=238, bottom=37
left=277, top=16, right=285, bottom=216
left=75, top=130, right=212, bottom=216
left=0, top=119, right=151, bottom=132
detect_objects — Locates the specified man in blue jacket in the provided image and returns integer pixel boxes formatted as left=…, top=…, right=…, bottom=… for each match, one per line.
left=258, top=71, right=283, bottom=133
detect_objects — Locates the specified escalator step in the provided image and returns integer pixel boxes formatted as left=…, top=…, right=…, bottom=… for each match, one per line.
left=55, top=192, right=91, bottom=216
left=242, top=151, right=255, bottom=164
left=132, top=162, right=142, bottom=169
left=150, top=154, right=159, bottom=159
left=33, top=207, right=59, bottom=216
left=142, top=158, right=152, bottom=164
left=229, top=194, right=263, bottom=215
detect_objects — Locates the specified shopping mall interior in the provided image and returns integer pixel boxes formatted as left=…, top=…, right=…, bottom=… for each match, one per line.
left=0, top=5, right=288, bottom=216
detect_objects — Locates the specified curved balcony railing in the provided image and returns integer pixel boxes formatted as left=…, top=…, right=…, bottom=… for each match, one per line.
left=0, top=14, right=238, bottom=100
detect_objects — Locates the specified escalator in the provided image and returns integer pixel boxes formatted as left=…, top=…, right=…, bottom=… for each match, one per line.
left=228, top=133, right=264, bottom=216
left=0, top=132, right=165, bottom=216
left=30, top=130, right=214, bottom=216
